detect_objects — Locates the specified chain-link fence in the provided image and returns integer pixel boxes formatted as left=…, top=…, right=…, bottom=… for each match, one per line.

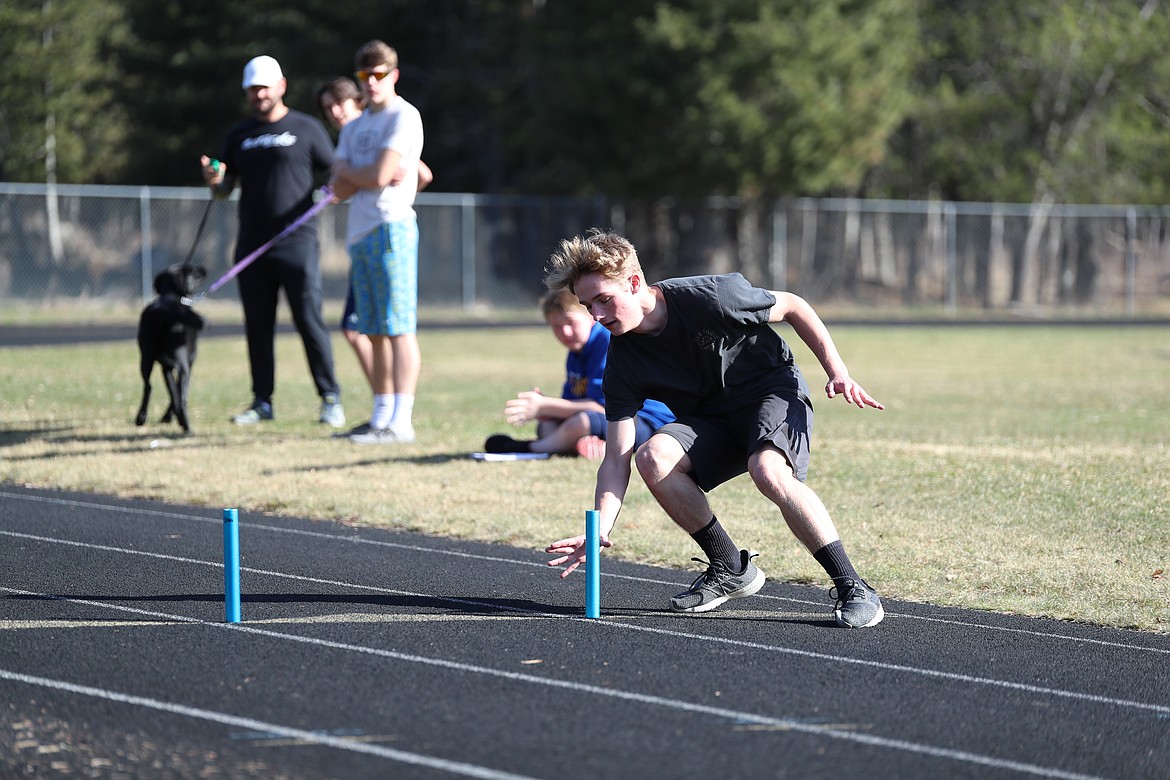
left=2, top=183, right=1168, bottom=317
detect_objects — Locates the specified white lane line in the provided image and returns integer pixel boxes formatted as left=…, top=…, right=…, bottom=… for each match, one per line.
left=0, top=588, right=1115, bottom=780
left=1, top=619, right=185, bottom=629
left=3, top=532, right=1169, bottom=718
left=607, top=620, right=1170, bottom=716
left=0, top=614, right=550, bottom=630
left=0, top=668, right=538, bottom=780
left=2, top=489, right=1167, bottom=657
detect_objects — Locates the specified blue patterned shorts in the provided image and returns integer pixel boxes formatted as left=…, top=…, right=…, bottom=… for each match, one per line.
left=349, top=218, right=419, bottom=336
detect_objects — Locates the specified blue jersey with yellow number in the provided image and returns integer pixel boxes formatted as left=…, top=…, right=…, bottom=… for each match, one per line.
left=564, top=322, right=675, bottom=431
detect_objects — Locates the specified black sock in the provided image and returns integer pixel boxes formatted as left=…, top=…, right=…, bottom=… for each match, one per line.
left=690, top=517, right=742, bottom=572
left=813, top=540, right=861, bottom=590
left=484, top=434, right=531, bottom=454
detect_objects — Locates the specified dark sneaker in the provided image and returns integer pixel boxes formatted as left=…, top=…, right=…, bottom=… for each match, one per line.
left=232, top=401, right=273, bottom=425
left=484, top=434, right=531, bottom=454
left=318, top=395, right=345, bottom=428
left=333, top=420, right=372, bottom=439
left=832, top=578, right=885, bottom=628
left=669, top=550, right=765, bottom=613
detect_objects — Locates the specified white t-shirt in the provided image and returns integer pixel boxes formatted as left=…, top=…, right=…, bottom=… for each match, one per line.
left=335, top=95, right=424, bottom=245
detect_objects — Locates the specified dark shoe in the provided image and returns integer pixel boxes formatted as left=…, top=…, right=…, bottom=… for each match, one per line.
left=669, top=550, right=765, bottom=613
left=333, top=420, right=372, bottom=439
left=484, top=434, right=531, bottom=454
left=831, top=578, right=885, bottom=628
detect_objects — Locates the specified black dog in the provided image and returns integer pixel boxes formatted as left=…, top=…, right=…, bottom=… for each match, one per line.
left=135, top=264, right=208, bottom=433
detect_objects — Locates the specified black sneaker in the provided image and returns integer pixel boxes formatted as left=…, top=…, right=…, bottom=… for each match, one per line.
left=333, top=420, right=372, bottom=439
left=669, top=550, right=765, bottom=613
left=484, top=434, right=531, bottom=454
left=831, top=578, right=885, bottom=628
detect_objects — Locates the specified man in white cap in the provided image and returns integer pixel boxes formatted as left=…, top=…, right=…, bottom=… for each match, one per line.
left=200, top=55, right=345, bottom=429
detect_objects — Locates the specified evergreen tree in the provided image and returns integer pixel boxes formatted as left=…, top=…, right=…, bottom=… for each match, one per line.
left=0, top=0, right=129, bottom=183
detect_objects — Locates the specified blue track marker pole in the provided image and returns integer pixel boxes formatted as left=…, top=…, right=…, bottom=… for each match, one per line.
left=585, top=509, right=600, bottom=618
left=223, top=508, right=241, bottom=623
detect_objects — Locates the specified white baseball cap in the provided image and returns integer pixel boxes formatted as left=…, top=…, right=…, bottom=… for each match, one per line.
left=242, top=55, right=284, bottom=88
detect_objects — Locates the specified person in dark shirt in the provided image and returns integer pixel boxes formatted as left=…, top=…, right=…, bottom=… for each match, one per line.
left=544, top=230, right=886, bottom=628
left=200, top=55, right=344, bottom=429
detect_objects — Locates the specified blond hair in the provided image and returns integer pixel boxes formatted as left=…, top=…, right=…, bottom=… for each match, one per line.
left=544, top=229, right=642, bottom=293
left=539, top=288, right=586, bottom=320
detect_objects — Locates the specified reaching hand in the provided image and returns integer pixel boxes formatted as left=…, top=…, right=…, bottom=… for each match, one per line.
left=504, top=388, right=544, bottom=426
left=825, top=375, right=884, bottom=410
left=545, top=533, right=611, bottom=579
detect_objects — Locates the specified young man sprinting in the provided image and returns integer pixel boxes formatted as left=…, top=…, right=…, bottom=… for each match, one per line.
left=543, top=230, right=886, bottom=628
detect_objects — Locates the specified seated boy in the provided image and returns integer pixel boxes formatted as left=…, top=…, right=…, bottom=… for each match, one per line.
left=485, top=289, right=673, bottom=458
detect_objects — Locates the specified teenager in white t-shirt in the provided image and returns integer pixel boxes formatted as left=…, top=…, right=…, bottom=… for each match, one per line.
left=330, top=41, right=425, bottom=445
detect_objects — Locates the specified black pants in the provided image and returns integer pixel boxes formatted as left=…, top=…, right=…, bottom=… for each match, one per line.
left=236, top=237, right=340, bottom=405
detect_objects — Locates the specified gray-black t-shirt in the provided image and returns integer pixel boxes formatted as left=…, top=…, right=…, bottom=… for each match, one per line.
left=219, top=110, right=335, bottom=256
left=603, top=273, right=810, bottom=421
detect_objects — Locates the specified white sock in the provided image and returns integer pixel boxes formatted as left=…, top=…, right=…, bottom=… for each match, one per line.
left=390, top=393, right=414, bottom=431
left=370, top=394, right=393, bottom=429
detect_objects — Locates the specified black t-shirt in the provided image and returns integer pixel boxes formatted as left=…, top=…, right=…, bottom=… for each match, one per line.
left=219, top=110, right=335, bottom=255
left=603, top=273, right=810, bottom=421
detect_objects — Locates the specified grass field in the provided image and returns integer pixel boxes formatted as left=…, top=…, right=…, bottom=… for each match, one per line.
left=1, top=318, right=1167, bottom=632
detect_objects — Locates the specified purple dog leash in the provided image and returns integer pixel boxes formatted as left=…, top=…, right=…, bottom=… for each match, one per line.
left=183, top=185, right=333, bottom=305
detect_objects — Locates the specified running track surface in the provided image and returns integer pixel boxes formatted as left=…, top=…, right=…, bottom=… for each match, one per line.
left=2, top=483, right=1168, bottom=780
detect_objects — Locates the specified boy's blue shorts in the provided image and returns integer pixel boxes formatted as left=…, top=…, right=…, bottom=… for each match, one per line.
left=587, top=410, right=657, bottom=448
left=349, top=218, right=419, bottom=336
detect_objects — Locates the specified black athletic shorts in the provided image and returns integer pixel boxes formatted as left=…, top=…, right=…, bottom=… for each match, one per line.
left=656, top=391, right=813, bottom=491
